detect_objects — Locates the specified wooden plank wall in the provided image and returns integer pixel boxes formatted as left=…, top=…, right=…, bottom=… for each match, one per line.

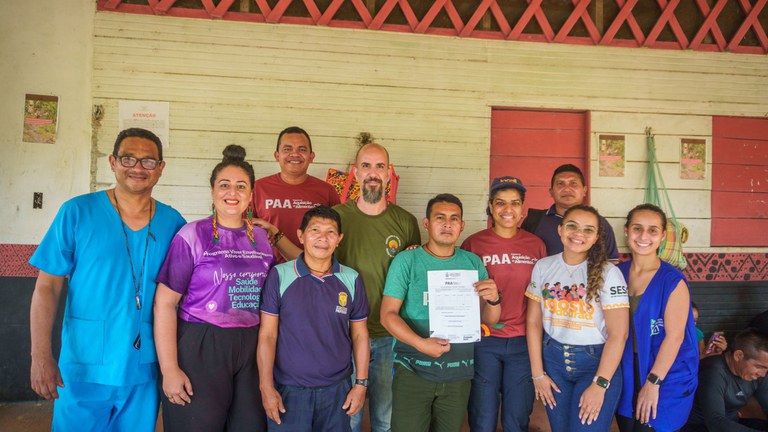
left=91, top=12, right=768, bottom=249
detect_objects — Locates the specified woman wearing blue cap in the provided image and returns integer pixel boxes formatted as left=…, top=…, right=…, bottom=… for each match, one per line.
left=461, top=176, right=547, bottom=432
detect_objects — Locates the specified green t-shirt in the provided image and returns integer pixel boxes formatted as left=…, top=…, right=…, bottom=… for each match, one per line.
left=383, top=247, right=489, bottom=383
left=334, top=201, right=421, bottom=338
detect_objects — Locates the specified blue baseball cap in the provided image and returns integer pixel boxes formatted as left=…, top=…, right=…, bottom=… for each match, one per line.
left=489, top=176, right=527, bottom=196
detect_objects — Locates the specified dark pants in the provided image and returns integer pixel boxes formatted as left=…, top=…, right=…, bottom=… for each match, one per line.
left=617, top=415, right=658, bottom=432
left=391, top=364, right=471, bottom=432
left=268, top=378, right=352, bottom=432
left=468, top=335, right=534, bottom=432
left=161, top=321, right=265, bottom=432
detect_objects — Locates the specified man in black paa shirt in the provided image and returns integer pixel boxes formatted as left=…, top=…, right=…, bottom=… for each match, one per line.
left=684, top=328, right=768, bottom=432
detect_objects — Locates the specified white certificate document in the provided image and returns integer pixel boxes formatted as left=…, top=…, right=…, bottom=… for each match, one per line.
left=427, top=270, right=481, bottom=343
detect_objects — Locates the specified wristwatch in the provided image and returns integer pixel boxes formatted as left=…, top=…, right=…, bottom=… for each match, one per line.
left=354, top=378, right=369, bottom=388
left=646, top=373, right=663, bottom=385
left=593, top=375, right=610, bottom=389
left=486, top=291, right=503, bottom=306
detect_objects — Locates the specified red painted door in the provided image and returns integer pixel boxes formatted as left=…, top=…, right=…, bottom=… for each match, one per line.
left=490, top=109, right=589, bottom=212
left=712, top=116, right=768, bottom=246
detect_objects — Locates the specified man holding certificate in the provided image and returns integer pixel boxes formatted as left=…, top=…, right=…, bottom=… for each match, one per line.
left=381, top=193, right=502, bottom=432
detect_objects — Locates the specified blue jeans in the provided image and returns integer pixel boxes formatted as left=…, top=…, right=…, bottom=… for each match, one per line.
left=468, top=336, right=534, bottom=432
left=542, top=335, right=622, bottom=432
left=268, top=379, right=352, bottom=432
left=351, top=336, right=394, bottom=432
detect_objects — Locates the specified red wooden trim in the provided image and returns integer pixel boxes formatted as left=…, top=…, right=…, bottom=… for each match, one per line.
left=266, top=0, right=293, bottom=23
left=555, top=0, right=600, bottom=44
left=600, top=0, right=644, bottom=46
left=415, top=0, right=448, bottom=33
left=317, top=0, right=342, bottom=25
left=442, top=0, right=465, bottom=34
left=155, top=0, right=178, bottom=14
left=728, top=0, right=768, bottom=52
left=254, top=0, right=272, bottom=17
left=460, top=0, right=495, bottom=37
left=399, top=0, right=421, bottom=31
left=303, top=0, right=322, bottom=22
left=508, top=0, right=537, bottom=39
left=104, top=0, right=123, bottom=10
left=369, top=0, right=398, bottom=30
left=489, top=1, right=512, bottom=36
left=95, top=0, right=768, bottom=55
left=644, top=0, right=688, bottom=49
left=349, top=0, right=373, bottom=26
left=689, top=0, right=727, bottom=51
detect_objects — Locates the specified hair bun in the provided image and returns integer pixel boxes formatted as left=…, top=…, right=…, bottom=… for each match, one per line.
left=222, top=144, right=246, bottom=163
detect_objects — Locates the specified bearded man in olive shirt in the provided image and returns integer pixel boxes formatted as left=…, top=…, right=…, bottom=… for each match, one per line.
left=334, top=143, right=421, bottom=432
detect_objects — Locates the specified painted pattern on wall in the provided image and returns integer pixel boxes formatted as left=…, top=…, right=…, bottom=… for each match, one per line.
left=4, top=243, right=766, bottom=282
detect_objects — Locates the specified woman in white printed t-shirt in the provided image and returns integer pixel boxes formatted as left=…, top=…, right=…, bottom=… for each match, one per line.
left=526, top=205, right=630, bottom=432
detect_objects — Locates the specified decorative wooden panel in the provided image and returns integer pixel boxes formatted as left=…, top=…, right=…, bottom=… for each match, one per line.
left=97, top=0, right=768, bottom=54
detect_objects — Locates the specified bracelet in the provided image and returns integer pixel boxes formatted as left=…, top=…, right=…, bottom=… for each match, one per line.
left=532, top=373, right=547, bottom=381
left=486, top=291, right=503, bottom=306
left=271, top=231, right=284, bottom=246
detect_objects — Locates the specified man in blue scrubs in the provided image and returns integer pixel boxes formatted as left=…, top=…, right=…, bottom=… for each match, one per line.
left=29, top=128, right=185, bottom=431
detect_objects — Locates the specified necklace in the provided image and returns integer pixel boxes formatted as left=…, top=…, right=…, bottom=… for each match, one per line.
left=305, top=261, right=332, bottom=275
left=112, top=190, right=153, bottom=311
left=423, top=243, right=454, bottom=259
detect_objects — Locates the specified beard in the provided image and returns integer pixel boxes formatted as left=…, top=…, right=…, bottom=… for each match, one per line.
left=361, top=178, right=384, bottom=204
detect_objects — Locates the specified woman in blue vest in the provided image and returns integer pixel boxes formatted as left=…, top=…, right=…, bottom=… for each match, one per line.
left=617, top=204, right=698, bottom=432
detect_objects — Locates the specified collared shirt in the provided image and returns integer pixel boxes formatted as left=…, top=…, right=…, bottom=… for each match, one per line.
left=261, top=255, right=368, bottom=387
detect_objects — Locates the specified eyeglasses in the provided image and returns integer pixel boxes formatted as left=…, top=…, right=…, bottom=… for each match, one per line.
left=562, top=221, right=597, bottom=236
left=116, top=155, right=160, bottom=170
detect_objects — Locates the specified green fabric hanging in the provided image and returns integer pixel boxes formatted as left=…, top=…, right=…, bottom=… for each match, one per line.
left=644, top=129, right=688, bottom=270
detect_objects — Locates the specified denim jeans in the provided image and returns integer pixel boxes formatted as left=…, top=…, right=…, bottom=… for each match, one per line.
left=468, top=335, right=534, bottom=432
left=542, top=335, right=622, bottom=432
left=351, top=336, right=394, bottom=432
left=268, top=379, right=352, bottom=432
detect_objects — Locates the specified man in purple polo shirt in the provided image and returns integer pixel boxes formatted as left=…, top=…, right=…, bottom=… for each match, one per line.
left=258, top=205, right=370, bottom=432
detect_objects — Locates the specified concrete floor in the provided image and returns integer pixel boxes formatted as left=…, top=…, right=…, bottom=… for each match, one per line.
left=0, top=399, right=623, bottom=431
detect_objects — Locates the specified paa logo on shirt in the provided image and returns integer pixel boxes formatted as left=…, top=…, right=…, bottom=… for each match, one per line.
left=265, top=199, right=291, bottom=209
left=650, top=318, right=664, bottom=336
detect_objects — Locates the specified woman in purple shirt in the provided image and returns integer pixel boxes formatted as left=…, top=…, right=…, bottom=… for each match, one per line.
left=154, top=145, right=274, bottom=432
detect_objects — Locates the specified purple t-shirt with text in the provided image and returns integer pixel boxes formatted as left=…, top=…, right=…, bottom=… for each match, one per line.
left=157, top=217, right=274, bottom=328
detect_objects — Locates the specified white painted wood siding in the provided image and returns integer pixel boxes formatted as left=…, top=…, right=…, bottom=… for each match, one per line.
left=92, top=12, right=768, bottom=251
